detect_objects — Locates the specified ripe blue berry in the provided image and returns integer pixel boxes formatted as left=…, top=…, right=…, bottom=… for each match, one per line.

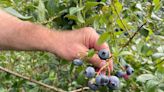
left=98, top=49, right=109, bottom=60
left=126, top=67, right=134, bottom=75
left=85, top=67, right=95, bottom=78
left=108, top=76, right=120, bottom=90
left=124, top=64, right=131, bottom=69
left=124, top=32, right=129, bottom=36
left=115, top=28, right=119, bottom=32
left=73, top=59, right=83, bottom=66
left=88, top=81, right=99, bottom=91
left=115, top=71, right=124, bottom=78
left=96, top=0, right=101, bottom=2
left=95, top=74, right=109, bottom=86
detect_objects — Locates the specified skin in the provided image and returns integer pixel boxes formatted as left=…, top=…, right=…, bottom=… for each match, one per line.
left=0, top=10, right=113, bottom=72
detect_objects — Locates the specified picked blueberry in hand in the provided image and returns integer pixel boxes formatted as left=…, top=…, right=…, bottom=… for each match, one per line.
left=98, top=49, right=109, bottom=60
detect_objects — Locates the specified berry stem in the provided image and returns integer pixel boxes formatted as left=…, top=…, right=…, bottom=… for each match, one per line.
left=97, top=56, right=112, bottom=75
left=97, top=62, right=109, bottom=75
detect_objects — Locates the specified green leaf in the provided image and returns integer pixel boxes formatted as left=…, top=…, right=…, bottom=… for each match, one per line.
left=137, top=74, right=155, bottom=83
left=114, top=1, right=123, bottom=14
left=141, top=44, right=150, bottom=54
left=136, top=3, right=143, bottom=11
left=116, top=19, right=131, bottom=31
left=3, top=7, right=32, bottom=19
left=119, top=51, right=133, bottom=56
left=69, top=7, right=84, bottom=15
left=152, top=53, right=164, bottom=58
left=76, top=71, right=87, bottom=85
left=37, top=0, right=47, bottom=22
left=139, top=27, right=149, bottom=37
left=85, top=2, right=99, bottom=9
left=153, top=0, right=161, bottom=11
left=146, top=80, right=159, bottom=92
left=97, top=32, right=110, bottom=45
left=151, top=12, right=162, bottom=21
left=87, top=49, right=95, bottom=58
left=158, top=83, right=164, bottom=91
left=77, top=12, right=85, bottom=23
left=47, top=0, right=56, bottom=16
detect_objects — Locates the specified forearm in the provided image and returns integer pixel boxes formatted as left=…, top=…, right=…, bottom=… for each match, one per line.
left=0, top=10, right=57, bottom=51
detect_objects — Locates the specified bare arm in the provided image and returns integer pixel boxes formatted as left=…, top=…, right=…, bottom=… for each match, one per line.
left=0, top=10, right=56, bottom=51
left=0, top=10, right=113, bottom=70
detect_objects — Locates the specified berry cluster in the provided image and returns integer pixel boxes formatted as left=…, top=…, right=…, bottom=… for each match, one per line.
left=73, top=49, right=134, bottom=91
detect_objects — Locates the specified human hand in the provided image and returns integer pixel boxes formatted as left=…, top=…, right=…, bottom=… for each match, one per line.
left=48, top=27, right=113, bottom=71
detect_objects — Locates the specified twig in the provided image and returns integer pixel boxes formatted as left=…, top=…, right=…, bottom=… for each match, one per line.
left=154, top=59, right=164, bottom=66
left=111, top=0, right=130, bottom=37
left=70, top=87, right=89, bottom=92
left=0, top=66, right=66, bottom=92
left=37, top=16, right=58, bottom=24
left=121, top=22, right=147, bottom=50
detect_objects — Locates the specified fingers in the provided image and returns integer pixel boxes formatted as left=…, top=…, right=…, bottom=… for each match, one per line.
left=88, top=54, right=106, bottom=68
left=86, top=28, right=113, bottom=73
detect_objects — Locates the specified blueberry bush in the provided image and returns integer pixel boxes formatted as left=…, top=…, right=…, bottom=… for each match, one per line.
left=0, top=0, right=164, bottom=92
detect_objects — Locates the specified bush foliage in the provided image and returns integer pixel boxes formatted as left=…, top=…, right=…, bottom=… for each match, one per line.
left=0, top=0, right=163, bottom=92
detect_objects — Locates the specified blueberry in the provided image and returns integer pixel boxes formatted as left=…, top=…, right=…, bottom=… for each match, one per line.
left=88, top=81, right=99, bottom=91
left=124, top=32, right=129, bottom=36
left=120, top=28, right=123, bottom=31
left=122, top=74, right=129, bottom=80
left=126, top=67, right=134, bottom=75
left=96, top=74, right=109, bottom=86
left=124, top=64, right=131, bottom=69
left=108, top=76, right=120, bottom=90
left=115, top=28, right=119, bottom=32
left=115, top=71, right=124, bottom=78
left=85, top=67, right=96, bottom=78
left=98, top=49, right=109, bottom=60
left=73, top=59, right=83, bottom=66
left=96, top=0, right=101, bottom=2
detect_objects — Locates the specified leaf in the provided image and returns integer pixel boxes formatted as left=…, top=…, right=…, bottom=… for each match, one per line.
left=85, top=2, right=99, bottom=9
left=87, top=49, right=95, bottom=58
left=158, top=83, right=164, bottom=91
left=119, top=51, right=133, bottom=56
left=97, top=32, right=110, bottom=45
left=3, top=7, right=32, bottom=19
left=69, top=7, right=84, bottom=15
left=116, top=19, right=131, bottom=31
left=37, top=0, right=47, bottom=22
left=137, top=74, right=155, bottom=83
left=70, top=62, right=74, bottom=72
left=153, top=0, right=161, bottom=11
left=151, top=12, right=162, bottom=21
left=141, top=44, right=150, bottom=54
left=136, top=3, right=143, bottom=11
left=152, top=53, right=164, bottom=58
left=146, top=80, right=159, bottom=92
left=47, top=0, right=56, bottom=16
left=77, top=12, right=85, bottom=23
left=114, top=1, right=123, bottom=14
left=139, top=27, right=149, bottom=37
left=76, top=71, right=87, bottom=85
left=157, top=46, right=164, bottom=53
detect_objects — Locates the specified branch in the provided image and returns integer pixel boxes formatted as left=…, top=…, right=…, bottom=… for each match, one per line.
left=121, top=22, right=147, bottom=50
left=37, top=16, right=58, bottom=24
left=70, top=87, right=89, bottom=92
left=0, top=66, right=66, bottom=92
left=154, top=59, right=164, bottom=66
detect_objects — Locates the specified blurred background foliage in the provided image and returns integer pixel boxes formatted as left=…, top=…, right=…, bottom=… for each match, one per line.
left=0, top=0, right=163, bottom=92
